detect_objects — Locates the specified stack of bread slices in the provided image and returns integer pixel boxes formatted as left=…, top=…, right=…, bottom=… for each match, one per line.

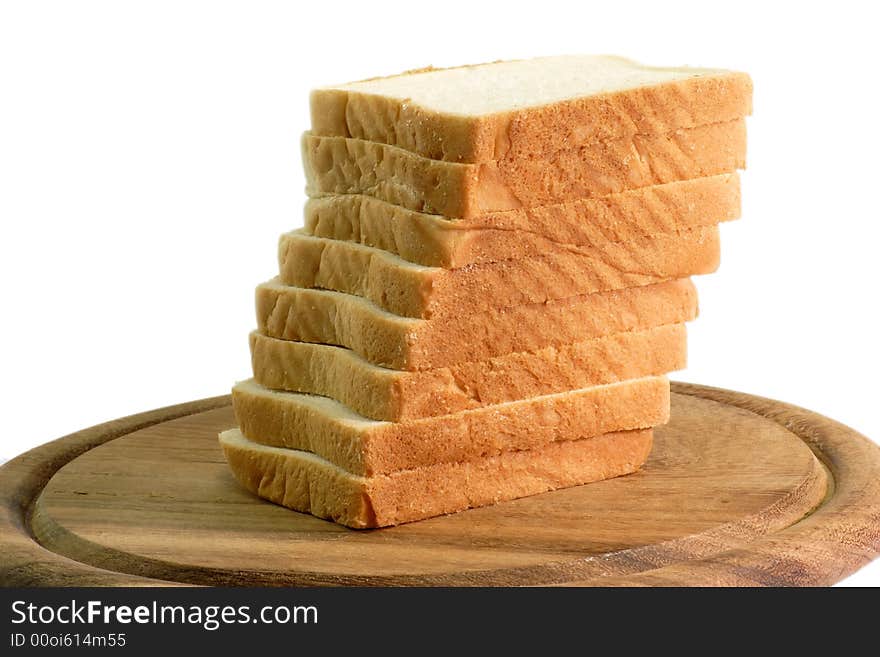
left=220, top=55, right=752, bottom=528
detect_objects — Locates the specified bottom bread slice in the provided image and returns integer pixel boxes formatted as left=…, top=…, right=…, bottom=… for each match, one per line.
left=220, top=427, right=653, bottom=528
left=233, top=376, right=668, bottom=475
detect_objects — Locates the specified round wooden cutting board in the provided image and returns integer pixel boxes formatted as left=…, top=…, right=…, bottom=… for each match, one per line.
left=2, top=383, right=879, bottom=587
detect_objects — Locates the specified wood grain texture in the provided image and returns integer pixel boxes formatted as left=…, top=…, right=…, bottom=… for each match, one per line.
left=1, top=383, right=878, bottom=587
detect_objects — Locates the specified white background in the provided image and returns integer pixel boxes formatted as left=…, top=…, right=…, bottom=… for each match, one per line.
left=1, top=0, right=878, bottom=585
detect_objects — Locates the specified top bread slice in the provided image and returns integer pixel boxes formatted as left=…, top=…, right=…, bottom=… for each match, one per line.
left=310, top=55, right=752, bottom=163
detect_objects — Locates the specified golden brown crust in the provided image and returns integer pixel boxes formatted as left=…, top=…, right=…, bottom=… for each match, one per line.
left=220, top=428, right=654, bottom=528
left=232, top=376, right=669, bottom=476
left=310, top=68, right=752, bottom=163
left=256, top=278, right=698, bottom=371
left=250, top=323, right=686, bottom=421
left=278, top=226, right=719, bottom=319
left=302, top=120, right=746, bottom=218
left=304, top=174, right=740, bottom=267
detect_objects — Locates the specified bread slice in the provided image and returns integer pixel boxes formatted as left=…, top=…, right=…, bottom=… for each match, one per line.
left=304, top=174, right=740, bottom=267
left=302, top=120, right=746, bottom=219
left=310, top=55, right=752, bottom=163
left=232, top=376, right=668, bottom=476
left=257, top=278, right=698, bottom=371
left=250, top=323, right=686, bottom=421
left=220, top=426, right=653, bottom=528
left=278, top=227, right=718, bottom=320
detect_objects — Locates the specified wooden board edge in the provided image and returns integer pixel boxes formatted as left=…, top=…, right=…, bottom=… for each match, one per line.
left=3, top=383, right=879, bottom=587
left=563, top=382, right=880, bottom=586
left=23, top=415, right=832, bottom=587
left=0, top=395, right=231, bottom=587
